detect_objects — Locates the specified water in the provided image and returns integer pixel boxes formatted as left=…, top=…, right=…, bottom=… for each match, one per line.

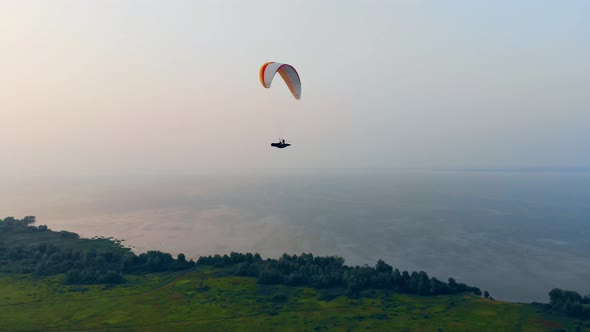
left=1, top=170, right=589, bottom=302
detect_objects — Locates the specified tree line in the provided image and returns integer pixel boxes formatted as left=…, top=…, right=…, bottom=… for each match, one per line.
left=197, top=252, right=484, bottom=297
left=548, top=288, right=590, bottom=319
left=1, top=216, right=488, bottom=298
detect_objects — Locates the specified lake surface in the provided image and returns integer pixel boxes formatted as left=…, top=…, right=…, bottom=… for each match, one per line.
left=1, top=170, right=589, bottom=302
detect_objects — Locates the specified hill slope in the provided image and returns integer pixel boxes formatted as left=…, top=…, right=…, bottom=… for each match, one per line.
left=0, top=269, right=577, bottom=332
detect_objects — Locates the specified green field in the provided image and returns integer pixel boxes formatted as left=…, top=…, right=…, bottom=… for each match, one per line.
left=0, top=268, right=578, bottom=332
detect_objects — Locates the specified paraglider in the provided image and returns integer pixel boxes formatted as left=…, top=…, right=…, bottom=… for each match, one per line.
left=259, top=62, right=301, bottom=149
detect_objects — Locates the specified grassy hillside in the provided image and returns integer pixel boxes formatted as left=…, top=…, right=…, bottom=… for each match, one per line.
left=0, top=268, right=578, bottom=331
left=0, top=217, right=583, bottom=331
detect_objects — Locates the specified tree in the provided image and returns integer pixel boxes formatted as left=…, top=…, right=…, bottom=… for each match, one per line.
left=65, top=269, right=82, bottom=284
left=375, top=259, right=393, bottom=273
left=549, top=288, right=564, bottom=308
left=448, top=277, right=457, bottom=288
left=22, top=216, right=36, bottom=225
left=417, top=271, right=430, bottom=295
left=484, top=290, right=490, bottom=298
left=177, top=253, right=186, bottom=263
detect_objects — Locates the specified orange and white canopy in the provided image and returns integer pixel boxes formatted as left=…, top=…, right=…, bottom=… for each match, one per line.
left=259, top=62, right=301, bottom=100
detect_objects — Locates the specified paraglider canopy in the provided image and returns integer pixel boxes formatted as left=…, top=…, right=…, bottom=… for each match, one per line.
left=259, top=62, right=301, bottom=100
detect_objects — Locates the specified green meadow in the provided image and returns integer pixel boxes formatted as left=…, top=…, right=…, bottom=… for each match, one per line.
left=0, top=268, right=578, bottom=332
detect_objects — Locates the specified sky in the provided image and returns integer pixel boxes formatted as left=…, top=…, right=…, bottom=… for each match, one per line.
left=1, top=1, right=589, bottom=176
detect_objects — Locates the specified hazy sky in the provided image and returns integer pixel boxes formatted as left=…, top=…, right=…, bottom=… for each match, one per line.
left=2, top=1, right=589, bottom=176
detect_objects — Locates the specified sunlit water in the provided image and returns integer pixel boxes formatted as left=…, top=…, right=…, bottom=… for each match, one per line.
left=1, top=170, right=589, bottom=302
